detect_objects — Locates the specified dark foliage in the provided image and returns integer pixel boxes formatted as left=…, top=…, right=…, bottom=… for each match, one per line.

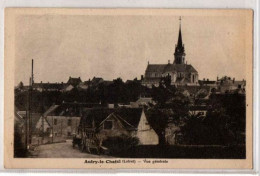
left=146, top=108, right=168, bottom=145
left=14, top=79, right=150, bottom=112
left=102, top=135, right=139, bottom=155
left=147, top=84, right=190, bottom=145
left=181, top=93, right=246, bottom=145
left=14, top=123, right=27, bottom=157
left=119, top=145, right=245, bottom=159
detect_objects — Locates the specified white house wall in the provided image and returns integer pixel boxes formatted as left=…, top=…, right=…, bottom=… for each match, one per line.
left=136, top=110, right=159, bottom=145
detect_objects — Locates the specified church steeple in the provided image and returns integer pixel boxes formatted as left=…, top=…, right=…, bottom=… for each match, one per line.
left=177, top=17, right=183, bottom=48
left=174, top=16, right=186, bottom=64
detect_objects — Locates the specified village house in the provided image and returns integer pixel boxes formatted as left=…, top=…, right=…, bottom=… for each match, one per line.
left=130, top=97, right=156, bottom=108
left=79, top=108, right=159, bottom=146
left=198, top=78, right=217, bottom=88
left=216, top=76, right=246, bottom=94
left=35, top=103, right=83, bottom=143
left=63, top=76, right=83, bottom=92
left=67, top=76, right=82, bottom=86
left=32, top=82, right=65, bottom=92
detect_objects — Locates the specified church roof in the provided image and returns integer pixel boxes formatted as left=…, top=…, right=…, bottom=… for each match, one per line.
left=145, top=63, right=197, bottom=74
left=163, top=64, right=176, bottom=72
left=146, top=64, right=166, bottom=72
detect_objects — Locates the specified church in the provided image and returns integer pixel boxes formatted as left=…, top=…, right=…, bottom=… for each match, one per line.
left=142, top=18, right=199, bottom=88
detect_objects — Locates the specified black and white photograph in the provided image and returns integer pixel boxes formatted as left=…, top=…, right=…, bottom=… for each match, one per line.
left=4, top=8, right=253, bottom=169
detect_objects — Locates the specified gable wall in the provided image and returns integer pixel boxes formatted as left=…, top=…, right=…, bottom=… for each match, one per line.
left=97, top=114, right=131, bottom=143
left=136, top=110, right=159, bottom=145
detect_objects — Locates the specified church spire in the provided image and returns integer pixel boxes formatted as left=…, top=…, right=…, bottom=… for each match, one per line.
left=177, top=16, right=183, bottom=48
left=174, top=16, right=186, bottom=64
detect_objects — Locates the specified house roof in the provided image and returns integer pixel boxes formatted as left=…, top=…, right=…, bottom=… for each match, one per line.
left=102, top=80, right=113, bottom=86
left=198, top=80, right=216, bottom=85
left=45, top=104, right=82, bottom=117
left=91, top=77, right=104, bottom=85
left=80, top=108, right=143, bottom=129
left=116, top=108, right=143, bottom=128
left=33, top=83, right=65, bottom=90
left=67, top=77, right=82, bottom=85
left=15, top=111, right=25, bottom=124
left=17, top=111, right=41, bottom=132
left=136, top=97, right=154, bottom=104
left=43, top=103, right=102, bottom=117
left=143, top=77, right=161, bottom=83
left=177, top=85, right=211, bottom=96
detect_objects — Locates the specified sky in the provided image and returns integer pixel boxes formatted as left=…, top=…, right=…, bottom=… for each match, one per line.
left=15, top=13, right=247, bottom=85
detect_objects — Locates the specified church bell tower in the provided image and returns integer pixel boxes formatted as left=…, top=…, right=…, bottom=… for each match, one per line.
left=174, top=17, right=186, bottom=64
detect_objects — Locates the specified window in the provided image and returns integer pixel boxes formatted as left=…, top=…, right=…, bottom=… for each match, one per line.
left=199, top=112, right=205, bottom=115
left=67, top=119, right=72, bottom=126
left=54, top=119, right=57, bottom=125
left=104, top=121, right=113, bottom=130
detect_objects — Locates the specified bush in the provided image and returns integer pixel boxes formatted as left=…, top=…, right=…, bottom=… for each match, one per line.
left=102, top=135, right=139, bottom=155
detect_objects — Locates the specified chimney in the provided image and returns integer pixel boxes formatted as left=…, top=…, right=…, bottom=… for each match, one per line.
left=168, top=60, right=170, bottom=64
left=207, top=79, right=209, bottom=81
left=203, top=78, right=205, bottom=81
left=217, top=76, right=219, bottom=81
left=148, top=61, right=150, bottom=65
left=233, top=78, right=235, bottom=83
left=141, top=75, right=144, bottom=80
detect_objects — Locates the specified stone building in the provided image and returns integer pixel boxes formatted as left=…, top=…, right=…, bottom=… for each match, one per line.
left=142, top=18, right=199, bottom=88
left=35, top=104, right=82, bottom=141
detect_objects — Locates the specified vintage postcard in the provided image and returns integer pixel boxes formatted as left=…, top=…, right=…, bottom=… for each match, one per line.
left=4, top=8, right=253, bottom=169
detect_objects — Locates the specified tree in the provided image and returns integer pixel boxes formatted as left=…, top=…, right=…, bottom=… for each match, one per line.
left=146, top=107, right=168, bottom=145
left=147, top=86, right=191, bottom=145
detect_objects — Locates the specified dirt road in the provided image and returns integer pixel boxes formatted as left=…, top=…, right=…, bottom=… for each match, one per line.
left=29, top=140, right=110, bottom=158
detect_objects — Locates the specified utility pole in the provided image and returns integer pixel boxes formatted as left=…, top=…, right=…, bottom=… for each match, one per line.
left=25, top=78, right=29, bottom=149
left=52, top=116, right=54, bottom=143
left=28, top=77, right=31, bottom=147
left=60, top=120, right=62, bottom=137
left=28, top=59, right=34, bottom=146
left=41, top=87, right=44, bottom=144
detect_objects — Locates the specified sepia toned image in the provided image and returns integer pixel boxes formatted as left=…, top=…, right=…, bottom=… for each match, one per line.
left=4, top=8, right=253, bottom=169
